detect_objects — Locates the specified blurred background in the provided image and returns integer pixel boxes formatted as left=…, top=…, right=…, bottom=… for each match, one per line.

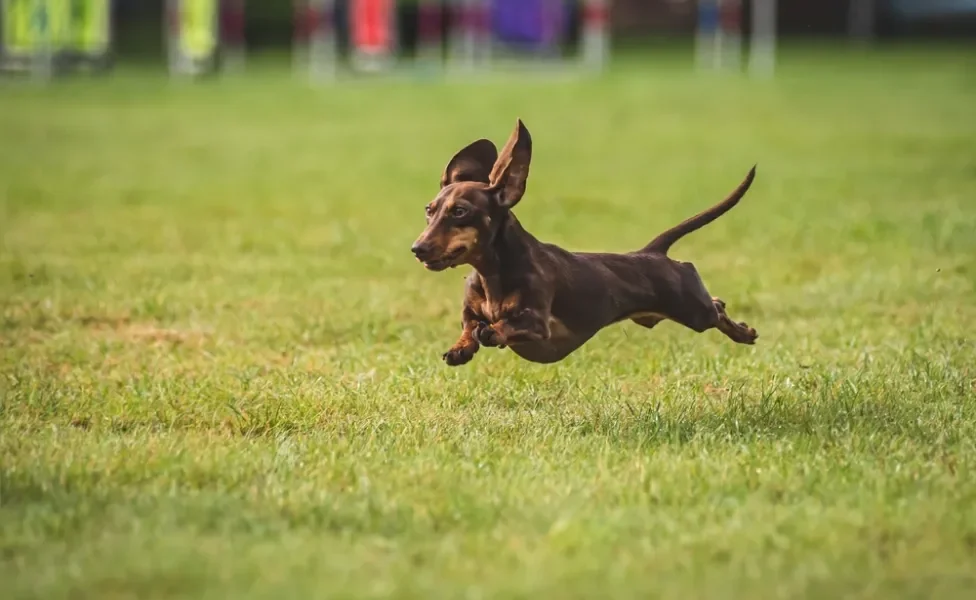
left=1, top=1, right=974, bottom=76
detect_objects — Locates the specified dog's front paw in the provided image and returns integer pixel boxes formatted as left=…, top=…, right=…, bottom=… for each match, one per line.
left=442, top=343, right=478, bottom=366
left=475, top=322, right=506, bottom=348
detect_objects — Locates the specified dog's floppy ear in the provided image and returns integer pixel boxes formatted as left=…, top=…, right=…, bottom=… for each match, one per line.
left=441, top=139, right=499, bottom=188
left=488, top=119, right=532, bottom=209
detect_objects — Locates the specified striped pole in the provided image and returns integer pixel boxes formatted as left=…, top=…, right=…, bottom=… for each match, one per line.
left=447, top=0, right=475, bottom=72
left=447, top=0, right=489, bottom=73
left=349, top=0, right=396, bottom=73
left=294, top=0, right=338, bottom=80
left=416, top=0, right=443, bottom=72
left=695, top=0, right=719, bottom=70
left=221, top=0, right=246, bottom=71
left=166, top=0, right=220, bottom=77
left=719, top=0, right=742, bottom=69
left=473, top=0, right=491, bottom=68
left=580, top=0, right=609, bottom=71
left=696, top=0, right=745, bottom=72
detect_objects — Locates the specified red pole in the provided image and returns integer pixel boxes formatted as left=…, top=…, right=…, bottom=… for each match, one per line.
left=351, top=0, right=393, bottom=54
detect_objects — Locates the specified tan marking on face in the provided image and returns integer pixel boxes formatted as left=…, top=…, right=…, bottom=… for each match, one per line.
left=446, top=226, right=478, bottom=254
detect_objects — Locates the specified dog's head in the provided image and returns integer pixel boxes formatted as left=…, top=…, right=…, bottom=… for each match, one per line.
left=411, top=119, right=532, bottom=271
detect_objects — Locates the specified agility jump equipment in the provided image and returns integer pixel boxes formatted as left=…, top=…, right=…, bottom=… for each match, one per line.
left=173, top=0, right=611, bottom=80
left=294, top=0, right=612, bottom=78
left=0, top=0, right=112, bottom=77
left=695, top=0, right=777, bottom=78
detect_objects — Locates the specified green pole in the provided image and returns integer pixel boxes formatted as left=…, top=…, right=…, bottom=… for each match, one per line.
left=182, top=0, right=218, bottom=70
left=3, top=0, right=34, bottom=56
left=31, top=0, right=53, bottom=79
left=73, top=0, right=111, bottom=60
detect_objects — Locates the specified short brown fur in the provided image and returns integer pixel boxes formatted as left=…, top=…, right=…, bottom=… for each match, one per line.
left=411, top=119, right=759, bottom=366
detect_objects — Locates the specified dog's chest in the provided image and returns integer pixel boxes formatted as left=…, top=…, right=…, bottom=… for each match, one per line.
left=478, top=287, right=521, bottom=323
left=506, top=317, right=585, bottom=364
left=544, top=316, right=578, bottom=346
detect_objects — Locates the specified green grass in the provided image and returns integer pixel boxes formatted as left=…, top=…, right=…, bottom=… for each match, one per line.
left=1, top=45, right=975, bottom=599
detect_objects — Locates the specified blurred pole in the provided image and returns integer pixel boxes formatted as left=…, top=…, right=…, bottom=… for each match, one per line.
left=539, top=0, right=563, bottom=61
left=349, top=0, right=396, bottom=73
left=294, top=0, right=337, bottom=82
left=308, top=0, right=337, bottom=81
left=165, top=0, right=183, bottom=76
left=221, top=0, right=246, bottom=72
left=847, top=0, right=875, bottom=42
left=474, top=0, right=491, bottom=69
left=31, top=0, right=53, bottom=81
left=580, top=0, right=610, bottom=72
left=448, top=0, right=485, bottom=74
left=166, top=0, right=220, bottom=78
left=748, top=0, right=776, bottom=78
left=719, top=0, right=743, bottom=70
left=696, top=0, right=745, bottom=73
left=80, top=0, right=114, bottom=72
left=695, top=0, right=719, bottom=71
left=416, top=0, right=444, bottom=74
left=292, top=0, right=306, bottom=75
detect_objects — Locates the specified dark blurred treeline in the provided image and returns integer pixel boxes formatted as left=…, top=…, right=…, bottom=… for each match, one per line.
left=612, top=0, right=976, bottom=38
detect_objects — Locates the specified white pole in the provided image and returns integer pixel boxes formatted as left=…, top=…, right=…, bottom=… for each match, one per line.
left=748, top=0, right=776, bottom=78
left=695, top=0, right=719, bottom=71
left=711, top=0, right=743, bottom=70
left=447, top=0, right=477, bottom=73
left=309, top=0, right=337, bottom=80
left=580, top=0, right=610, bottom=71
left=165, top=0, right=185, bottom=76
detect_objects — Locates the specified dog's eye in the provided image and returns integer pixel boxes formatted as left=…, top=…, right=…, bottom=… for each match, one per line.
left=451, top=206, right=468, bottom=218
left=425, top=205, right=434, bottom=217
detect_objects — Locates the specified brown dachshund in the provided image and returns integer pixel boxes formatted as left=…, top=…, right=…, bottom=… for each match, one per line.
left=411, top=119, right=758, bottom=366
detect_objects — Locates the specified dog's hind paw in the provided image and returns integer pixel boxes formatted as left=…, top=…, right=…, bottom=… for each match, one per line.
left=738, top=322, right=759, bottom=344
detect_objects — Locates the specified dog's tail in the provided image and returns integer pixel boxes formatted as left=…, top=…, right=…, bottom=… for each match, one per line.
left=641, top=165, right=756, bottom=255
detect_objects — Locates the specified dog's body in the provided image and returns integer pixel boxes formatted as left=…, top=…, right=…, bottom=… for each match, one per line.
left=411, top=119, right=758, bottom=366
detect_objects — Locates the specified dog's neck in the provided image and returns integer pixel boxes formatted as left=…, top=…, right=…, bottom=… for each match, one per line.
left=469, top=212, right=536, bottom=294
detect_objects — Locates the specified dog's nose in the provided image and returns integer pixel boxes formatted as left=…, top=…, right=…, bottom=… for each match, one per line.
left=411, top=242, right=432, bottom=260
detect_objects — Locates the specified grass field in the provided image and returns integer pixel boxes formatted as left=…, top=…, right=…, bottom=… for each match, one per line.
left=1, top=45, right=975, bottom=599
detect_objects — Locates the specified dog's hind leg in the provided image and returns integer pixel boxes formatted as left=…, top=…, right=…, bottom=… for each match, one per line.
left=662, top=262, right=758, bottom=345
